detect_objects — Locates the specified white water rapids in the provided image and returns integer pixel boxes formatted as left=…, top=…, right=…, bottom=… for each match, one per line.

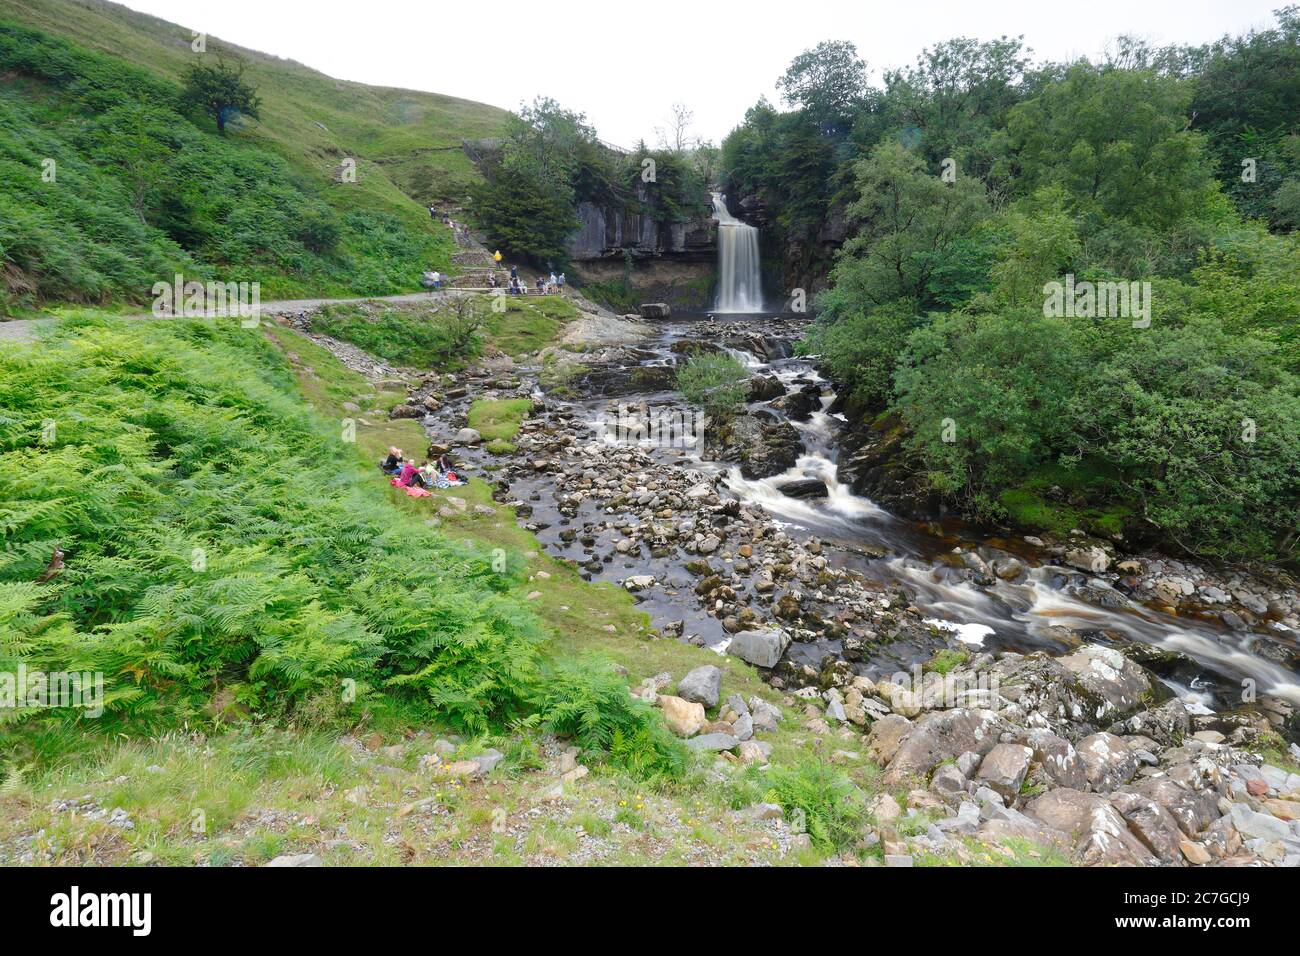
left=712, top=351, right=1300, bottom=708
left=712, top=192, right=763, bottom=313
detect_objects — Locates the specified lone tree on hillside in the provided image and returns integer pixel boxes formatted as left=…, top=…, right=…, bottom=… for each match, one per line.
left=181, top=59, right=262, bottom=135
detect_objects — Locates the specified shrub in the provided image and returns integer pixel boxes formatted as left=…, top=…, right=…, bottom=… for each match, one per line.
left=534, top=657, right=689, bottom=781
left=676, top=353, right=750, bottom=419
left=764, top=760, right=867, bottom=851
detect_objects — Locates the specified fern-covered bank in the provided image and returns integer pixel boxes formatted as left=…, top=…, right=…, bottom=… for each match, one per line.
left=0, top=315, right=685, bottom=777
left=0, top=1, right=508, bottom=311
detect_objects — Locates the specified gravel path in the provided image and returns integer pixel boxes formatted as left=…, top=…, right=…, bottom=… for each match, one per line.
left=0, top=289, right=507, bottom=344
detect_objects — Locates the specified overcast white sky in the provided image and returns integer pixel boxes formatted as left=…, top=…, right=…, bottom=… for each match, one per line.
left=121, top=0, right=1285, bottom=147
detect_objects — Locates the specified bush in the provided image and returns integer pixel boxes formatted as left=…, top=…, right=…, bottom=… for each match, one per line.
left=676, top=353, right=750, bottom=419
left=763, top=760, right=867, bottom=851
left=314, top=305, right=481, bottom=368
left=534, top=657, right=689, bottom=781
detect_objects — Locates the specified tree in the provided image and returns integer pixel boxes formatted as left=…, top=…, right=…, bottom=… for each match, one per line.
left=502, top=96, right=598, bottom=193
left=1004, top=64, right=1216, bottom=235
left=777, top=40, right=869, bottom=133
left=467, top=163, right=577, bottom=265
left=181, top=59, right=262, bottom=135
left=880, top=36, right=1032, bottom=178
left=833, top=140, right=990, bottom=308
left=77, top=103, right=177, bottom=224
left=656, top=103, right=698, bottom=153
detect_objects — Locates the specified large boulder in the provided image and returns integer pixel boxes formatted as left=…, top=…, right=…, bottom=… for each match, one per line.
left=1064, top=546, right=1111, bottom=574
left=454, top=427, right=482, bottom=446
left=1109, top=698, right=1190, bottom=748
left=778, top=478, right=829, bottom=500
left=1013, top=728, right=1089, bottom=790
left=706, top=412, right=804, bottom=479
left=748, top=698, right=783, bottom=733
left=882, top=708, right=1008, bottom=786
left=1077, top=732, right=1140, bottom=792
left=865, top=714, right=913, bottom=764
left=1109, top=790, right=1185, bottom=863
left=976, top=743, right=1034, bottom=800
left=988, top=652, right=1114, bottom=738
left=727, top=629, right=790, bottom=669
left=657, top=695, right=705, bottom=737
left=1056, top=645, right=1152, bottom=720
left=1025, top=789, right=1158, bottom=866
left=639, top=303, right=672, bottom=319
left=770, top=386, right=821, bottom=422
left=677, top=665, right=723, bottom=709
left=747, top=375, right=785, bottom=402
left=1133, top=776, right=1221, bottom=837
left=685, top=732, right=739, bottom=753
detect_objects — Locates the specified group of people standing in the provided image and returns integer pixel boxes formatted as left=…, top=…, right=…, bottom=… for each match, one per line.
left=420, top=209, right=569, bottom=296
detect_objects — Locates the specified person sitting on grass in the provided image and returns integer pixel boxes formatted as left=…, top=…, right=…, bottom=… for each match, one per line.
left=380, top=446, right=403, bottom=474
left=394, top=459, right=419, bottom=487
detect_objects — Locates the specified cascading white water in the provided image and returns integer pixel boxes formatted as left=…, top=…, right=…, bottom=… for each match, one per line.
left=711, top=192, right=763, bottom=313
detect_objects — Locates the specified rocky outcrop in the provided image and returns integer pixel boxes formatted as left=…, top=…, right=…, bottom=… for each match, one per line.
left=835, top=411, right=945, bottom=520
left=568, top=198, right=715, bottom=263
left=706, top=411, right=803, bottom=479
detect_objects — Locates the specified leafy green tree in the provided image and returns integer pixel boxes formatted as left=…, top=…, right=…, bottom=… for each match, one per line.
left=832, top=140, right=990, bottom=308
left=1003, top=64, right=1217, bottom=235
left=777, top=40, right=869, bottom=133
left=181, top=59, right=262, bottom=135
left=800, top=300, right=923, bottom=410
left=502, top=96, right=598, bottom=195
left=1189, top=6, right=1300, bottom=182
left=468, top=163, right=577, bottom=266
left=76, top=103, right=177, bottom=224
left=880, top=36, right=1032, bottom=177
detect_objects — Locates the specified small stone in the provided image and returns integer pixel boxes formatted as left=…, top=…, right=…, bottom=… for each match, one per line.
left=657, top=695, right=706, bottom=737
left=677, top=665, right=723, bottom=708
left=869, top=793, right=902, bottom=823
left=1179, top=839, right=1212, bottom=865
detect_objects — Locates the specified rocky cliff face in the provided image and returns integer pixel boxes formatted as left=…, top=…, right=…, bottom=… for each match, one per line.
left=568, top=197, right=716, bottom=263
left=567, top=189, right=718, bottom=309
left=737, top=193, right=851, bottom=304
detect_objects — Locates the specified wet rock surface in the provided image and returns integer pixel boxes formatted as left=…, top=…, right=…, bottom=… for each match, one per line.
left=400, top=310, right=1300, bottom=867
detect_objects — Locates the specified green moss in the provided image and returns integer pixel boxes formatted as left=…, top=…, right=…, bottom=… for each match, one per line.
left=468, top=398, right=532, bottom=442
left=924, top=649, right=969, bottom=675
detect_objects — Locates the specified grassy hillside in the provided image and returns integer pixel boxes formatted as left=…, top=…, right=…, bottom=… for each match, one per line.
left=0, top=0, right=510, bottom=309
left=0, top=314, right=908, bottom=868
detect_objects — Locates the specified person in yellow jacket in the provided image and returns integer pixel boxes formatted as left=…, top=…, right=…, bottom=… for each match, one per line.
left=492, top=250, right=503, bottom=264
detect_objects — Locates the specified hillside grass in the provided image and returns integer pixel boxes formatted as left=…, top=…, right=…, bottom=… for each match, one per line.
left=0, top=0, right=505, bottom=205
left=307, top=295, right=579, bottom=370
left=0, top=0, right=509, bottom=311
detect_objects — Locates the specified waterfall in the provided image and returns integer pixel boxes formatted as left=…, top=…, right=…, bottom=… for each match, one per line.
left=711, top=192, right=763, bottom=313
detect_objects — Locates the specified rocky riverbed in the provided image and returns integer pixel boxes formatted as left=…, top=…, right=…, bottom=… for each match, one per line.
left=342, top=307, right=1300, bottom=866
